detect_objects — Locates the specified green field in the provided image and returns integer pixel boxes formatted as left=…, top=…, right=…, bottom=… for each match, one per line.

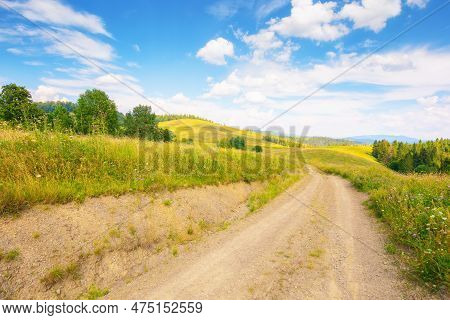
left=304, top=146, right=449, bottom=289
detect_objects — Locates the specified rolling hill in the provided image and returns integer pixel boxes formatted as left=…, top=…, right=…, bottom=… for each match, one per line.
left=158, top=118, right=289, bottom=149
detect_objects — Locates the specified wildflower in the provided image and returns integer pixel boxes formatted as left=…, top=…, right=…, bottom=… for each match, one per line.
left=36, top=174, right=42, bottom=178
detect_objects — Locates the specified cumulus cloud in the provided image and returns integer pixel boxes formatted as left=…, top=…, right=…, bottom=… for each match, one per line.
left=269, top=0, right=349, bottom=41
left=196, top=37, right=234, bottom=65
left=0, top=0, right=111, bottom=37
left=198, top=46, right=450, bottom=138
left=339, top=0, right=401, bottom=32
left=242, top=30, right=283, bottom=51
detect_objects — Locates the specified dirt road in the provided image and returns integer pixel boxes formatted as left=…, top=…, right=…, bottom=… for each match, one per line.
left=108, top=168, right=428, bottom=299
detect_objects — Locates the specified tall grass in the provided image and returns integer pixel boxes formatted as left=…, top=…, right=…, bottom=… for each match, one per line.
left=304, top=148, right=449, bottom=290
left=247, top=173, right=301, bottom=213
left=0, top=128, right=298, bottom=214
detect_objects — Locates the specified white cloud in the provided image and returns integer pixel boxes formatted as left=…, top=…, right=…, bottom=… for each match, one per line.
left=196, top=37, right=234, bottom=65
left=206, top=0, right=253, bottom=19
left=132, top=44, right=140, bottom=52
left=339, top=0, right=401, bottom=32
left=198, top=47, right=450, bottom=138
left=34, top=73, right=146, bottom=112
left=406, top=0, right=429, bottom=8
left=269, top=0, right=350, bottom=41
left=417, top=95, right=438, bottom=109
left=255, top=0, right=290, bottom=19
left=239, top=91, right=268, bottom=104
left=24, top=60, right=44, bottom=66
left=243, top=30, right=283, bottom=51
left=1, top=0, right=111, bottom=37
left=326, top=51, right=336, bottom=59
left=126, top=61, right=140, bottom=68
left=1, top=25, right=115, bottom=63
left=170, top=92, right=190, bottom=103
left=6, top=47, right=26, bottom=55
left=33, top=85, right=70, bottom=102
left=44, top=28, right=115, bottom=62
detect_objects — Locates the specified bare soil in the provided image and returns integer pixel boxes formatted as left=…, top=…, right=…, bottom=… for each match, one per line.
left=0, top=181, right=262, bottom=299
left=109, top=168, right=434, bottom=299
left=1, top=169, right=435, bottom=300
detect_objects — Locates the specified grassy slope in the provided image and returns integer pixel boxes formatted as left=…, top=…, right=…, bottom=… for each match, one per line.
left=158, top=118, right=287, bottom=149
left=304, top=146, right=449, bottom=290
left=0, top=127, right=302, bottom=215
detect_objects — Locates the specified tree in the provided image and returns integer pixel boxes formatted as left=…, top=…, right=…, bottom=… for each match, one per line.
left=218, top=136, right=246, bottom=150
left=0, top=83, right=44, bottom=127
left=51, top=104, right=74, bottom=132
left=123, top=105, right=174, bottom=142
left=124, top=105, right=158, bottom=139
left=74, top=89, right=118, bottom=135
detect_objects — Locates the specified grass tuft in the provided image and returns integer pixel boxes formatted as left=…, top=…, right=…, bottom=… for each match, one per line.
left=41, top=262, right=80, bottom=287
left=309, top=248, right=324, bottom=258
left=1, top=249, right=20, bottom=262
left=32, top=231, right=41, bottom=239
left=80, top=284, right=109, bottom=300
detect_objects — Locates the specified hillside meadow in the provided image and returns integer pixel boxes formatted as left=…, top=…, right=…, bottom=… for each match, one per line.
left=303, top=146, right=449, bottom=290
left=0, top=125, right=303, bottom=215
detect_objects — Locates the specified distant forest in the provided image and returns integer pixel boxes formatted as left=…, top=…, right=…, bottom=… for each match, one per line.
left=372, top=139, right=449, bottom=174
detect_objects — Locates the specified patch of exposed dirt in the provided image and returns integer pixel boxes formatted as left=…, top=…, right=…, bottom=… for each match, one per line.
left=0, top=181, right=263, bottom=299
left=108, top=168, right=436, bottom=300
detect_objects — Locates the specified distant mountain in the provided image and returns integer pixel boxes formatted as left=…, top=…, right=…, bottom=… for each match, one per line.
left=346, top=135, right=420, bottom=144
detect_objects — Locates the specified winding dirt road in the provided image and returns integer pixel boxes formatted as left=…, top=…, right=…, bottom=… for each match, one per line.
left=108, top=168, right=429, bottom=299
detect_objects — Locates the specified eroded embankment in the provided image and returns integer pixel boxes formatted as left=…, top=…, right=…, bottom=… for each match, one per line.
left=0, top=181, right=264, bottom=299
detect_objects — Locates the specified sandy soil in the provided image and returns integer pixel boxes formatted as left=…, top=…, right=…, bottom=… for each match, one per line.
left=0, top=181, right=263, bottom=299
left=108, top=168, right=433, bottom=299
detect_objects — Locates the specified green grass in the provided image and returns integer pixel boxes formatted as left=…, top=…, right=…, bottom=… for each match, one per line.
left=1, top=249, right=20, bottom=262
left=41, top=262, right=80, bottom=287
left=304, top=147, right=449, bottom=290
left=80, top=284, right=109, bottom=300
left=32, top=231, right=41, bottom=239
left=247, top=172, right=302, bottom=213
left=0, top=128, right=298, bottom=215
left=309, top=248, right=324, bottom=258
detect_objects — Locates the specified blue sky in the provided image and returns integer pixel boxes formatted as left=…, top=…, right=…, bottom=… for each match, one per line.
left=0, top=0, right=449, bottom=139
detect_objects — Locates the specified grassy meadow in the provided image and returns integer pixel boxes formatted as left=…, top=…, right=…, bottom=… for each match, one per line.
left=304, top=146, right=449, bottom=290
left=0, top=125, right=303, bottom=215
left=158, top=118, right=289, bottom=148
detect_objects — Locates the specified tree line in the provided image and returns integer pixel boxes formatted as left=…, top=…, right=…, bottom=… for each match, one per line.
left=372, top=139, right=450, bottom=174
left=0, top=83, right=174, bottom=142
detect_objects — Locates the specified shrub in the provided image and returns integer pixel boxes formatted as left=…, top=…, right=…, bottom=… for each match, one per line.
left=252, top=145, right=263, bottom=153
